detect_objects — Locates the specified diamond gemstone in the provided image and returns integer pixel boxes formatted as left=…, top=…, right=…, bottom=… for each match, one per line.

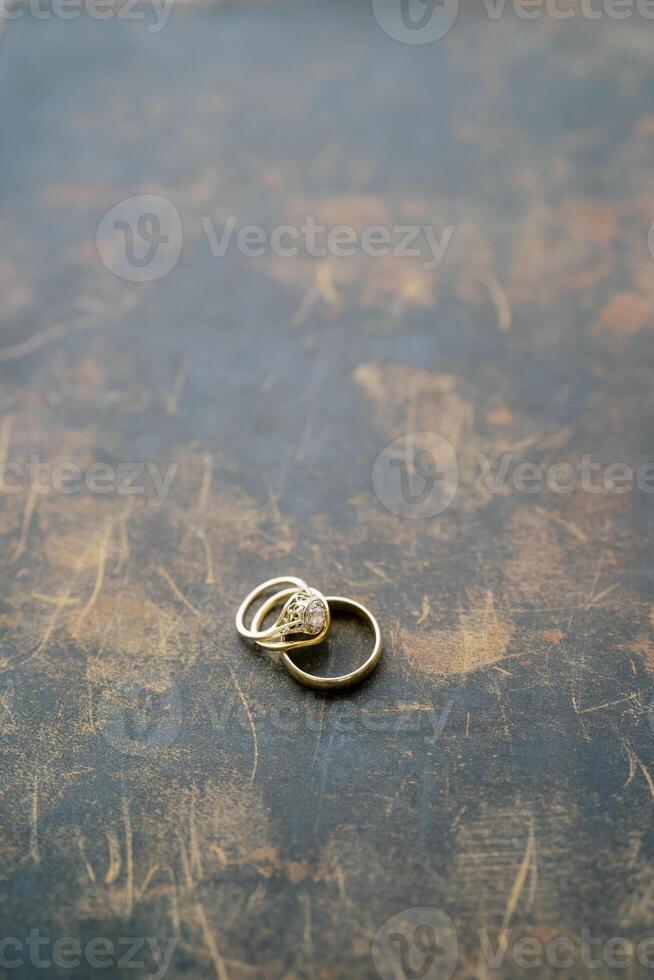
left=303, top=599, right=326, bottom=633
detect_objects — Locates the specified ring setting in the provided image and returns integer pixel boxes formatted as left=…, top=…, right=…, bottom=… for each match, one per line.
left=283, top=590, right=329, bottom=635
left=234, top=576, right=330, bottom=652
left=235, top=575, right=382, bottom=690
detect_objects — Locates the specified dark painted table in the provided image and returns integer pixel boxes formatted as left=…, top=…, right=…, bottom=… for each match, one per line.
left=1, top=3, right=654, bottom=977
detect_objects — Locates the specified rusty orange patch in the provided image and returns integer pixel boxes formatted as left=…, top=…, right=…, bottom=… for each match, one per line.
left=593, top=292, right=651, bottom=339
left=486, top=405, right=514, bottom=427
left=400, top=592, right=514, bottom=676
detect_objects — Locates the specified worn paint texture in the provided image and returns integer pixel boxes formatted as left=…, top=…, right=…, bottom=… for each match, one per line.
left=0, top=5, right=654, bottom=979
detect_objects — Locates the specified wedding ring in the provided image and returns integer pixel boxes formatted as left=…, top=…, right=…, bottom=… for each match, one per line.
left=234, top=576, right=331, bottom=651
left=250, top=588, right=382, bottom=690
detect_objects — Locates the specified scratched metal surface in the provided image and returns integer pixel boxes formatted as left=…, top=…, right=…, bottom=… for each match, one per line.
left=0, top=3, right=654, bottom=978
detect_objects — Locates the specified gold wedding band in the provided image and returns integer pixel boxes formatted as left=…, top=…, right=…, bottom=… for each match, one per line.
left=248, top=586, right=382, bottom=691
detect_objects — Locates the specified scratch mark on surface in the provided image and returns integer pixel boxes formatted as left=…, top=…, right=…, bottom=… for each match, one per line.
left=289, top=264, right=340, bottom=328
left=262, top=472, right=281, bottom=524
left=0, top=413, right=13, bottom=470
left=622, top=738, right=637, bottom=787
left=426, top=696, right=456, bottom=745
left=158, top=566, right=201, bottom=617
left=10, top=486, right=38, bottom=563
left=497, top=817, right=536, bottom=958
left=576, top=693, right=638, bottom=713
left=536, top=506, right=588, bottom=544
left=32, top=592, right=80, bottom=606
left=122, top=788, right=134, bottom=920
left=176, top=828, right=194, bottom=890
left=0, top=685, right=16, bottom=728
left=105, top=830, right=121, bottom=884
left=168, top=867, right=181, bottom=936
left=637, top=758, right=654, bottom=799
left=622, top=740, right=654, bottom=800
left=527, top=822, right=538, bottom=908
left=585, top=582, right=620, bottom=610
left=406, top=386, right=419, bottom=558
left=189, top=792, right=204, bottom=881
left=196, top=529, right=215, bottom=585
left=300, top=893, right=314, bottom=956
left=75, top=523, right=113, bottom=633
left=165, top=355, right=189, bottom=416
left=157, top=613, right=181, bottom=659
left=75, top=828, right=96, bottom=883
left=193, top=899, right=231, bottom=980
left=363, top=560, right=391, bottom=583
left=317, top=263, right=339, bottom=306
left=137, top=864, right=159, bottom=900
left=30, top=772, right=40, bottom=864
left=197, top=452, right=213, bottom=513
left=417, top=595, right=431, bottom=626
left=0, top=316, right=97, bottom=362
left=228, top=665, right=258, bottom=783
left=289, top=279, right=319, bottom=328
left=311, top=699, right=326, bottom=764
left=115, top=508, right=131, bottom=575
left=582, top=552, right=607, bottom=617
left=482, top=272, right=512, bottom=331
left=245, top=882, right=266, bottom=914
left=294, top=415, right=314, bottom=462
